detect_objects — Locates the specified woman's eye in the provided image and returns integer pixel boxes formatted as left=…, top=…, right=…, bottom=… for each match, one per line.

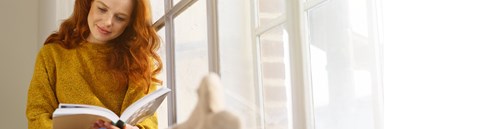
left=98, top=7, right=107, bottom=13
left=115, top=16, right=125, bottom=21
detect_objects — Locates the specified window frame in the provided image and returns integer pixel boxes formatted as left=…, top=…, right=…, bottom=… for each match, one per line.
left=152, top=0, right=220, bottom=126
left=251, top=0, right=383, bottom=128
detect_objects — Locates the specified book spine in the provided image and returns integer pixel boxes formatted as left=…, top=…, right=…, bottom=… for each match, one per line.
left=113, top=120, right=125, bottom=129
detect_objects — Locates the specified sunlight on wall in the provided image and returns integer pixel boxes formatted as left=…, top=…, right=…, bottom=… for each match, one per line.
left=383, top=0, right=480, bottom=129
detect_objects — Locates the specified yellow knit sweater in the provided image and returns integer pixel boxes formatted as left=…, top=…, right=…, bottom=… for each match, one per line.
left=26, top=42, right=158, bottom=129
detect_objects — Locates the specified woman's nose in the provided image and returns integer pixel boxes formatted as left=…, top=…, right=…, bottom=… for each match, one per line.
left=103, top=15, right=113, bottom=27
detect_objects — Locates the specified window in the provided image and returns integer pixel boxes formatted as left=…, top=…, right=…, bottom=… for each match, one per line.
left=151, top=0, right=219, bottom=128
left=306, top=0, right=382, bottom=128
left=258, top=25, right=292, bottom=129
left=172, top=0, right=209, bottom=123
left=150, top=0, right=383, bottom=128
left=252, top=0, right=383, bottom=128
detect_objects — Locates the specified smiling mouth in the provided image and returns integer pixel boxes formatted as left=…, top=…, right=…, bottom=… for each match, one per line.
left=97, top=25, right=111, bottom=34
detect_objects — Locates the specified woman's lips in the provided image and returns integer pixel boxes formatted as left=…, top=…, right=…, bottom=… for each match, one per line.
left=97, top=25, right=111, bottom=35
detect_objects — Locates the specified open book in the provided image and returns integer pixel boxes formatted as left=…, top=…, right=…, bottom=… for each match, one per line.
left=52, top=86, right=171, bottom=129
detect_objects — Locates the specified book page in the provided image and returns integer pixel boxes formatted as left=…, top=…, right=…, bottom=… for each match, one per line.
left=120, top=86, right=170, bottom=125
left=52, top=87, right=170, bottom=127
left=53, top=108, right=119, bottom=129
left=58, top=103, right=114, bottom=115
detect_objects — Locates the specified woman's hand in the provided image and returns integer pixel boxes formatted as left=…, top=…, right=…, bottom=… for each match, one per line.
left=94, top=120, right=139, bottom=129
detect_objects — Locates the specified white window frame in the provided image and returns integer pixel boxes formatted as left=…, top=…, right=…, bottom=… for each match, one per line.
left=285, top=0, right=313, bottom=128
left=251, top=0, right=384, bottom=128
left=152, top=0, right=219, bottom=126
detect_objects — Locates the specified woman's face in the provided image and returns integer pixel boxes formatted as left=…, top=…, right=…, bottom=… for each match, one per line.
left=87, top=0, right=133, bottom=44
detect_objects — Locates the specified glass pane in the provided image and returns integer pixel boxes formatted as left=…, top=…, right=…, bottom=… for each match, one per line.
left=156, top=28, right=167, bottom=87
left=307, top=0, right=378, bottom=129
left=259, top=25, right=291, bottom=129
left=217, top=0, right=259, bottom=128
left=151, top=0, right=165, bottom=23
left=257, top=0, right=285, bottom=26
left=173, top=0, right=209, bottom=123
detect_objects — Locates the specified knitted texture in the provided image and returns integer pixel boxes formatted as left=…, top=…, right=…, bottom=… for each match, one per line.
left=26, top=42, right=158, bottom=129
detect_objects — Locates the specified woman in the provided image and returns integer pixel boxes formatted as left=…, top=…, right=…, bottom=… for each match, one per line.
left=26, top=0, right=162, bottom=128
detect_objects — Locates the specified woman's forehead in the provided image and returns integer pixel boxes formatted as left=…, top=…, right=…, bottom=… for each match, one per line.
left=94, top=0, right=133, bottom=16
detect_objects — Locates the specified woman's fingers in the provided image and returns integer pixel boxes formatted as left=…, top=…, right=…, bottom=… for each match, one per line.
left=94, top=120, right=119, bottom=129
left=103, top=121, right=119, bottom=129
left=94, top=120, right=105, bottom=129
left=93, top=119, right=139, bottom=129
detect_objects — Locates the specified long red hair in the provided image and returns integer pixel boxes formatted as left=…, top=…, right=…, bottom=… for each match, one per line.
left=44, top=0, right=162, bottom=93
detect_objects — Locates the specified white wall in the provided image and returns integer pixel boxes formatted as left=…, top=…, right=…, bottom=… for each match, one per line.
left=38, top=0, right=74, bottom=47
left=0, top=0, right=71, bottom=128
left=384, top=0, right=480, bottom=129
left=0, top=0, right=39, bottom=128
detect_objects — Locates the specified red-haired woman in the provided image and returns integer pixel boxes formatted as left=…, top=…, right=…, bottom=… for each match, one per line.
left=26, top=0, right=162, bottom=128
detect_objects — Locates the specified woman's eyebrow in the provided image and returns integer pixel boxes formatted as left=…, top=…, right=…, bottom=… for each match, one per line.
left=95, top=1, right=109, bottom=9
left=95, top=1, right=130, bottom=17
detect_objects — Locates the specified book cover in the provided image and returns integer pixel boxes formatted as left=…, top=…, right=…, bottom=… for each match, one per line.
left=52, top=86, right=171, bottom=129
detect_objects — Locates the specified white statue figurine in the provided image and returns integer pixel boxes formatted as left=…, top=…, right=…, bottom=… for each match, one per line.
left=171, top=73, right=241, bottom=129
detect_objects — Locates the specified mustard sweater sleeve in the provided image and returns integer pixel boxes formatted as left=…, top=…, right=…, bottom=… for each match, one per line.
left=26, top=46, right=58, bottom=129
left=136, top=113, right=158, bottom=129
